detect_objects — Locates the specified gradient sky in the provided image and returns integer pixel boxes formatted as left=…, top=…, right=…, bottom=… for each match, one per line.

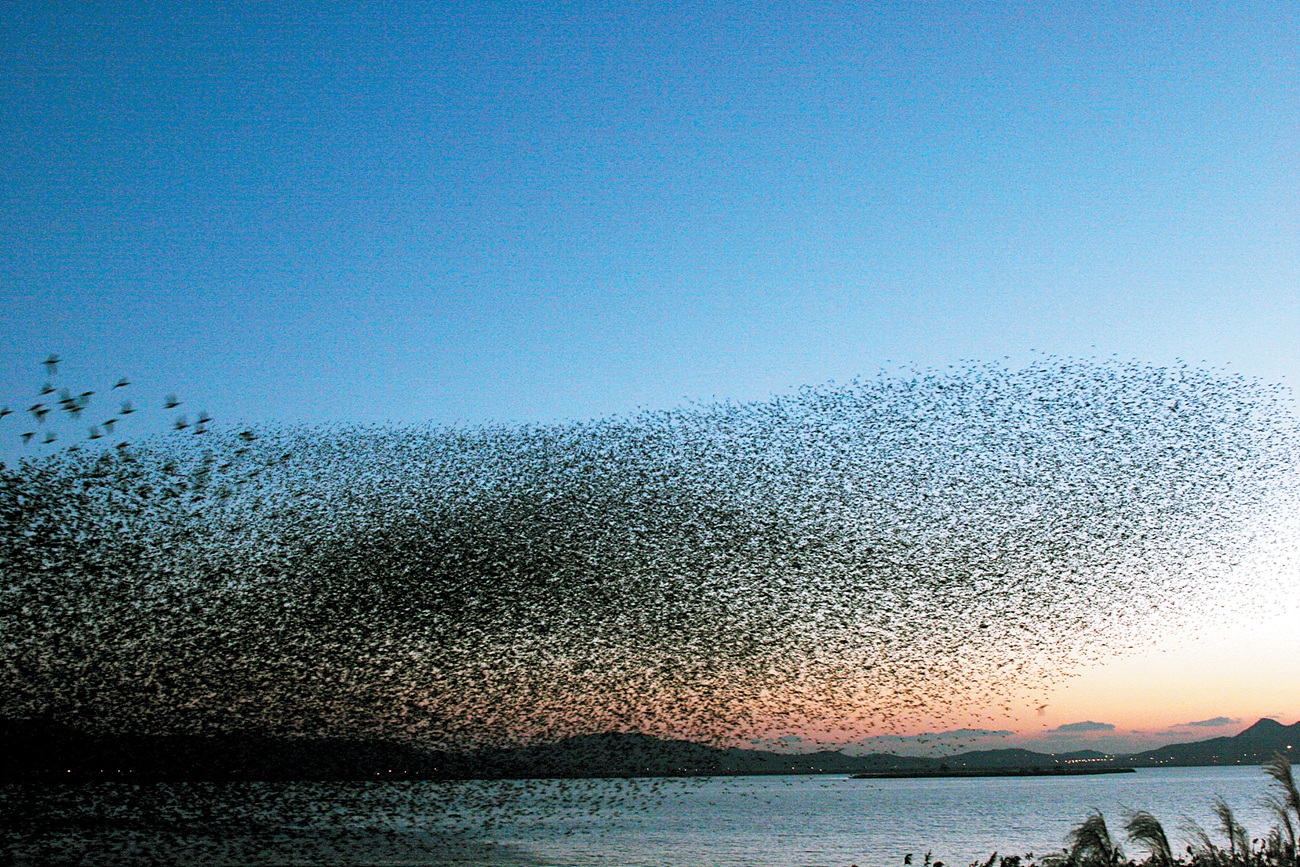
left=2, top=2, right=1298, bottom=754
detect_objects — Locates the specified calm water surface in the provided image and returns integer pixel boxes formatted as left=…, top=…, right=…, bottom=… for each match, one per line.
left=463, top=766, right=1281, bottom=867
left=9, top=766, right=1284, bottom=867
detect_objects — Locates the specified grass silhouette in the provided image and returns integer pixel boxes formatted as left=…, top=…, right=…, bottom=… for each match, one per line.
left=1011, top=754, right=1300, bottom=867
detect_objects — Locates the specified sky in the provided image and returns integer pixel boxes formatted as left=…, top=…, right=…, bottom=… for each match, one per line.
left=2, top=2, right=1299, bottom=755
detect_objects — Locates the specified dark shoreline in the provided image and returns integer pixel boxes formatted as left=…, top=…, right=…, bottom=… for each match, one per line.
left=850, top=766, right=1137, bottom=779
left=5, top=718, right=1296, bottom=782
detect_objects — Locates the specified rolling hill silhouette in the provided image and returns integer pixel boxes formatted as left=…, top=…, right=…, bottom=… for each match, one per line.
left=1127, top=718, right=1300, bottom=767
left=2, top=717, right=1294, bottom=781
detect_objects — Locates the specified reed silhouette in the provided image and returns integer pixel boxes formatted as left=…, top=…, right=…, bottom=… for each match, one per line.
left=1030, top=754, right=1300, bottom=867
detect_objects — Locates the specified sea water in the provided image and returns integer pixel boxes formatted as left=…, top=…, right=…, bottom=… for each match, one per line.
left=478, top=766, right=1280, bottom=867
left=5, top=766, right=1284, bottom=867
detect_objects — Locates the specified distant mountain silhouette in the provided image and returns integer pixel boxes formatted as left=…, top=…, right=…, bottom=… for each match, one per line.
left=1127, top=718, right=1300, bottom=767
left=0, top=721, right=940, bottom=781
left=1, top=716, right=1294, bottom=781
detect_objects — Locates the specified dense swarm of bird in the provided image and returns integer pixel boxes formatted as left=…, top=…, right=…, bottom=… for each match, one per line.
left=2, top=355, right=1300, bottom=863
left=2, top=356, right=1296, bottom=749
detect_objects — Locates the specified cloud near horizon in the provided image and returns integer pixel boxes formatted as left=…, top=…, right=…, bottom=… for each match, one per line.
left=1179, top=717, right=1237, bottom=727
left=945, top=728, right=1017, bottom=737
left=816, top=728, right=1014, bottom=758
left=1050, top=721, right=1115, bottom=733
left=751, top=728, right=1014, bottom=750
left=857, top=728, right=1014, bottom=743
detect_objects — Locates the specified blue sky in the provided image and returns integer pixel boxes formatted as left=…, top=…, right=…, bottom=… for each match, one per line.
left=2, top=2, right=1298, bottom=742
left=2, top=1, right=1296, bottom=442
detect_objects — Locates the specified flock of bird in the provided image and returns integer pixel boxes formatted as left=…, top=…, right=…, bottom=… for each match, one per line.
left=3, top=354, right=1300, bottom=862
left=0, top=354, right=215, bottom=454
left=3, top=355, right=1297, bottom=747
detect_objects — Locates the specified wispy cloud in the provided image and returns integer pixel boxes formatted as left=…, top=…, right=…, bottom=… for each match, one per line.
left=854, top=728, right=1014, bottom=744
left=1049, top=721, right=1115, bottom=733
left=748, top=730, right=1016, bottom=754
left=840, top=728, right=1014, bottom=756
left=945, top=728, right=1016, bottom=737
left=1178, top=717, right=1237, bottom=728
left=748, top=734, right=804, bottom=745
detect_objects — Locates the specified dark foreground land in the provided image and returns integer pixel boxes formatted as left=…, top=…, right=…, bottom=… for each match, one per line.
left=851, top=766, right=1136, bottom=779
left=1, top=717, right=1296, bottom=782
